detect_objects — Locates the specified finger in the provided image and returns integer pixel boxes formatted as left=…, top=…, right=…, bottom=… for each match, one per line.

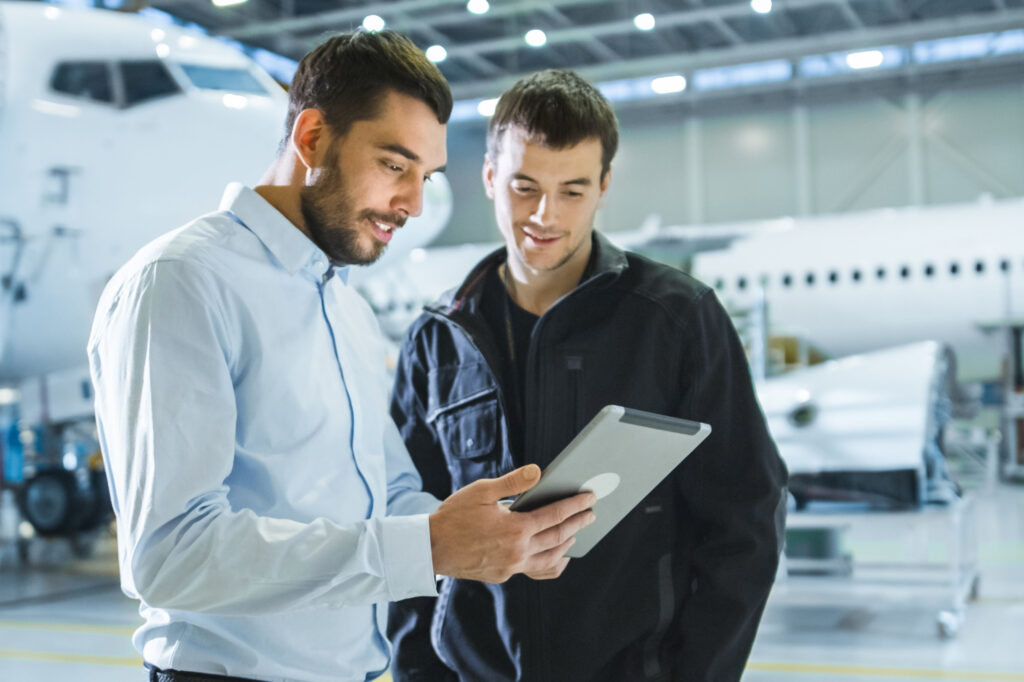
left=473, top=464, right=541, bottom=501
left=526, top=557, right=571, bottom=581
left=523, top=491, right=596, bottom=532
left=529, top=509, right=596, bottom=553
left=523, top=538, right=575, bottom=576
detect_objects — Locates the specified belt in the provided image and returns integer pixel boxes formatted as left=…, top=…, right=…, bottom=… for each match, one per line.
left=145, top=663, right=268, bottom=682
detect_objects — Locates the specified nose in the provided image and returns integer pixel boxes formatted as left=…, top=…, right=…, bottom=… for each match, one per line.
left=392, top=176, right=424, bottom=218
left=529, top=193, right=555, bottom=226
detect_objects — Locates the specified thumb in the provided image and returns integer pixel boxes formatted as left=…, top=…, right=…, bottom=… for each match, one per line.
left=480, top=464, right=541, bottom=501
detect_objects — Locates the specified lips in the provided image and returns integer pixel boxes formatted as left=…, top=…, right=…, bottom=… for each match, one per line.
left=523, top=227, right=560, bottom=245
left=369, top=218, right=397, bottom=244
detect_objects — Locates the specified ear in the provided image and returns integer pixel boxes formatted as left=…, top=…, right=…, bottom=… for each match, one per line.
left=599, top=166, right=612, bottom=200
left=482, top=155, right=496, bottom=200
left=290, top=108, right=331, bottom=172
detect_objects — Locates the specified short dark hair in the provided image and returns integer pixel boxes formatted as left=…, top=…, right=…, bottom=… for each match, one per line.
left=487, top=69, right=618, bottom=178
left=283, top=30, right=452, bottom=149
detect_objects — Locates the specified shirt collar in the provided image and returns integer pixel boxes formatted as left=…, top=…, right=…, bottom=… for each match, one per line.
left=219, top=183, right=348, bottom=283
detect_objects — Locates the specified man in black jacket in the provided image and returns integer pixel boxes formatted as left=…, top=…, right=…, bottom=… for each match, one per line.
left=388, top=69, right=787, bottom=682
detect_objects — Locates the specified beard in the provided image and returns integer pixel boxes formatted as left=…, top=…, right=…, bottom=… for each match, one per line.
left=299, top=148, right=405, bottom=266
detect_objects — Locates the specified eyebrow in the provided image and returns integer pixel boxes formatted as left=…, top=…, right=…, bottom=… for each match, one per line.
left=379, top=143, right=447, bottom=174
left=513, top=173, right=592, bottom=186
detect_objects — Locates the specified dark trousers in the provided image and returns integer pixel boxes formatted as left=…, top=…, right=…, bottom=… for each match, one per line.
left=145, top=663, right=267, bottom=682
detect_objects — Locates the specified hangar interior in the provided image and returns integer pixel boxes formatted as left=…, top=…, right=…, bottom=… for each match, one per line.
left=1, top=0, right=1023, bottom=681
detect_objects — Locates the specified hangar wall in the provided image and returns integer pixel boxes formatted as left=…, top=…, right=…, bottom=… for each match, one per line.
left=433, top=78, right=1024, bottom=246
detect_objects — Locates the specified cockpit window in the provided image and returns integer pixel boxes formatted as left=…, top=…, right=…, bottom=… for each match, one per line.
left=179, top=64, right=267, bottom=95
left=51, top=62, right=114, bottom=104
left=119, top=60, right=181, bottom=106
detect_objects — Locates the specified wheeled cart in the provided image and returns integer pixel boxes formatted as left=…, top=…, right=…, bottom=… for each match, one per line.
left=774, top=493, right=979, bottom=639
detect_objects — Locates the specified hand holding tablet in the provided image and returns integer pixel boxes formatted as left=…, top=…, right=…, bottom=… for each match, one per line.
left=510, top=405, right=711, bottom=557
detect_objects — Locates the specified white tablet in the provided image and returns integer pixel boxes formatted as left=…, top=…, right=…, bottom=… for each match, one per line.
left=509, top=405, right=711, bottom=558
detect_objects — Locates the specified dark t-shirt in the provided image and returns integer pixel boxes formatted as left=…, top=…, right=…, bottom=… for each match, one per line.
left=480, top=267, right=537, bottom=463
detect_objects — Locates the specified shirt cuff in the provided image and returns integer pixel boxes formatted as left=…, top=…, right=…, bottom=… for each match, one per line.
left=379, top=513, right=437, bottom=602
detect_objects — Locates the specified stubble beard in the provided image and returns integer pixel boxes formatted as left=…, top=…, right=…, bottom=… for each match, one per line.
left=300, top=150, right=403, bottom=266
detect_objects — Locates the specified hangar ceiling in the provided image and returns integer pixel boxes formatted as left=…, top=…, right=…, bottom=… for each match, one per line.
left=145, top=0, right=1024, bottom=104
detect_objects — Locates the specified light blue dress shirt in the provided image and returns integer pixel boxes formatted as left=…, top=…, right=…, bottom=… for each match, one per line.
left=88, top=183, right=441, bottom=682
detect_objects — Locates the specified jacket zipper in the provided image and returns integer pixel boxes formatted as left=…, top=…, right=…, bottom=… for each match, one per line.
left=567, top=355, right=585, bottom=431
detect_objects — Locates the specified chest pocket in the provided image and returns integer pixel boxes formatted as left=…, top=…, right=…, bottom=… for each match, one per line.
left=431, top=389, right=502, bottom=489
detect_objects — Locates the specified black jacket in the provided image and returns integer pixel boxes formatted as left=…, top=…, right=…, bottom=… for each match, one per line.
left=388, top=233, right=787, bottom=682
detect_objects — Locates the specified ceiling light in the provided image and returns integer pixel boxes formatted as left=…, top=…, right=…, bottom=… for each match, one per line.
left=362, top=14, right=385, bottom=32
left=525, top=29, right=547, bottom=48
left=477, top=98, right=498, bottom=117
left=466, top=0, right=489, bottom=14
left=846, top=49, right=885, bottom=69
left=651, top=74, right=686, bottom=94
left=751, top=0, right=772, bottom=14
left=150, top=28, right=166, bottom=42
left=212, top=0, right=248, bottom=7
left=43, top=6, right=61, bottom=19
left=633, top=13, right=656, bottom=31
left=155, top=43, right=171, bottom=58
left=425, top=45, right=448, bottom=63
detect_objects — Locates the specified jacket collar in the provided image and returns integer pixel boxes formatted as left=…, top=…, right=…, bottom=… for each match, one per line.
left=430, top=230, right=628, bottom=316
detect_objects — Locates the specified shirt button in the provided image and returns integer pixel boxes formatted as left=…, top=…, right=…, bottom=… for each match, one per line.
left=466, top=437, right=475, bottom=447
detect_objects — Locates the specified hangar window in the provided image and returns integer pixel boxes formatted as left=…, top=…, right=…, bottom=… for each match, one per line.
left=924, top=263, right=935, bottom=277
left=900, top=265, right=911, bottom=279
left=828, top=270, right=839, bottom=284
left=179, top=64, right=267, bottom=94
left=950, top=262, right=960, bottom=276
left=851, top=268, right=862, bottom=282
left=119, top=61, right=181, bottom=106
left=782, top=274, right=793, bottom=288
left=975, top=260, right=985, bottom=274
left=875, top=266, right=885, bottom=280
left=51, top=62, right=114, bottom=104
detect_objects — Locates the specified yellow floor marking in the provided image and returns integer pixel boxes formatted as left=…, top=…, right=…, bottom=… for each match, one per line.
left=748, top=660, right=1024, bottom=680
left=0, top=648, right=140, bottom=667
left=0, top=619, right=135, bottom=636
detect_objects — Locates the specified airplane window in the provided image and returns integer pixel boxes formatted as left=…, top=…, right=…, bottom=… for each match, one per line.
left=900, top=265, right=911, bottom=279
left=179, top=64, right=267, bottom=94
left=737, top=277, right=747, bottom=290
left=805, top=272, right=815, bottom=286
left=828, top=270, right=839, bottom=284
left=51, top=62, right=113, bottom=104
left=875, top=267, right=885, bottom=280
left=950, top=262, right=960, bottom=275
left=120, top=61, right=181, bottom=106
left=851, top=269, right=862, bottom=282
left=924, top=264, right=935, bottom=277
left=714, top=278, right=725, bottom=291
left=782, top=274, right=793, bottom=287
left=975, top=260, right=985, bottom=274
left=1000, top=259, right=1010, bottom=273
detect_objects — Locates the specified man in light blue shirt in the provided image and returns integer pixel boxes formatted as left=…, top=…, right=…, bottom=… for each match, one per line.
left=88, top=31, right=595, bottom=682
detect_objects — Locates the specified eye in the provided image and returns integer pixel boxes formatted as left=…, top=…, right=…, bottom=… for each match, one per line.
left=381, top=159, right=404, bottom=173
left=564, top=190, right=584, bottom=198
left=512, top=184, right=536, bottom=194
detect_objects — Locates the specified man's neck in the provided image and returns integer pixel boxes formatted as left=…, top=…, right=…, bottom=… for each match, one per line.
left=254, top=157, right=309, bottom=238
left=503, top=239, right=592, bottom=316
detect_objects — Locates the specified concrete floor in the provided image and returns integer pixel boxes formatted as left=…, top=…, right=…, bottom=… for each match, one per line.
left=1, top=479, right=1022, bottom=682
